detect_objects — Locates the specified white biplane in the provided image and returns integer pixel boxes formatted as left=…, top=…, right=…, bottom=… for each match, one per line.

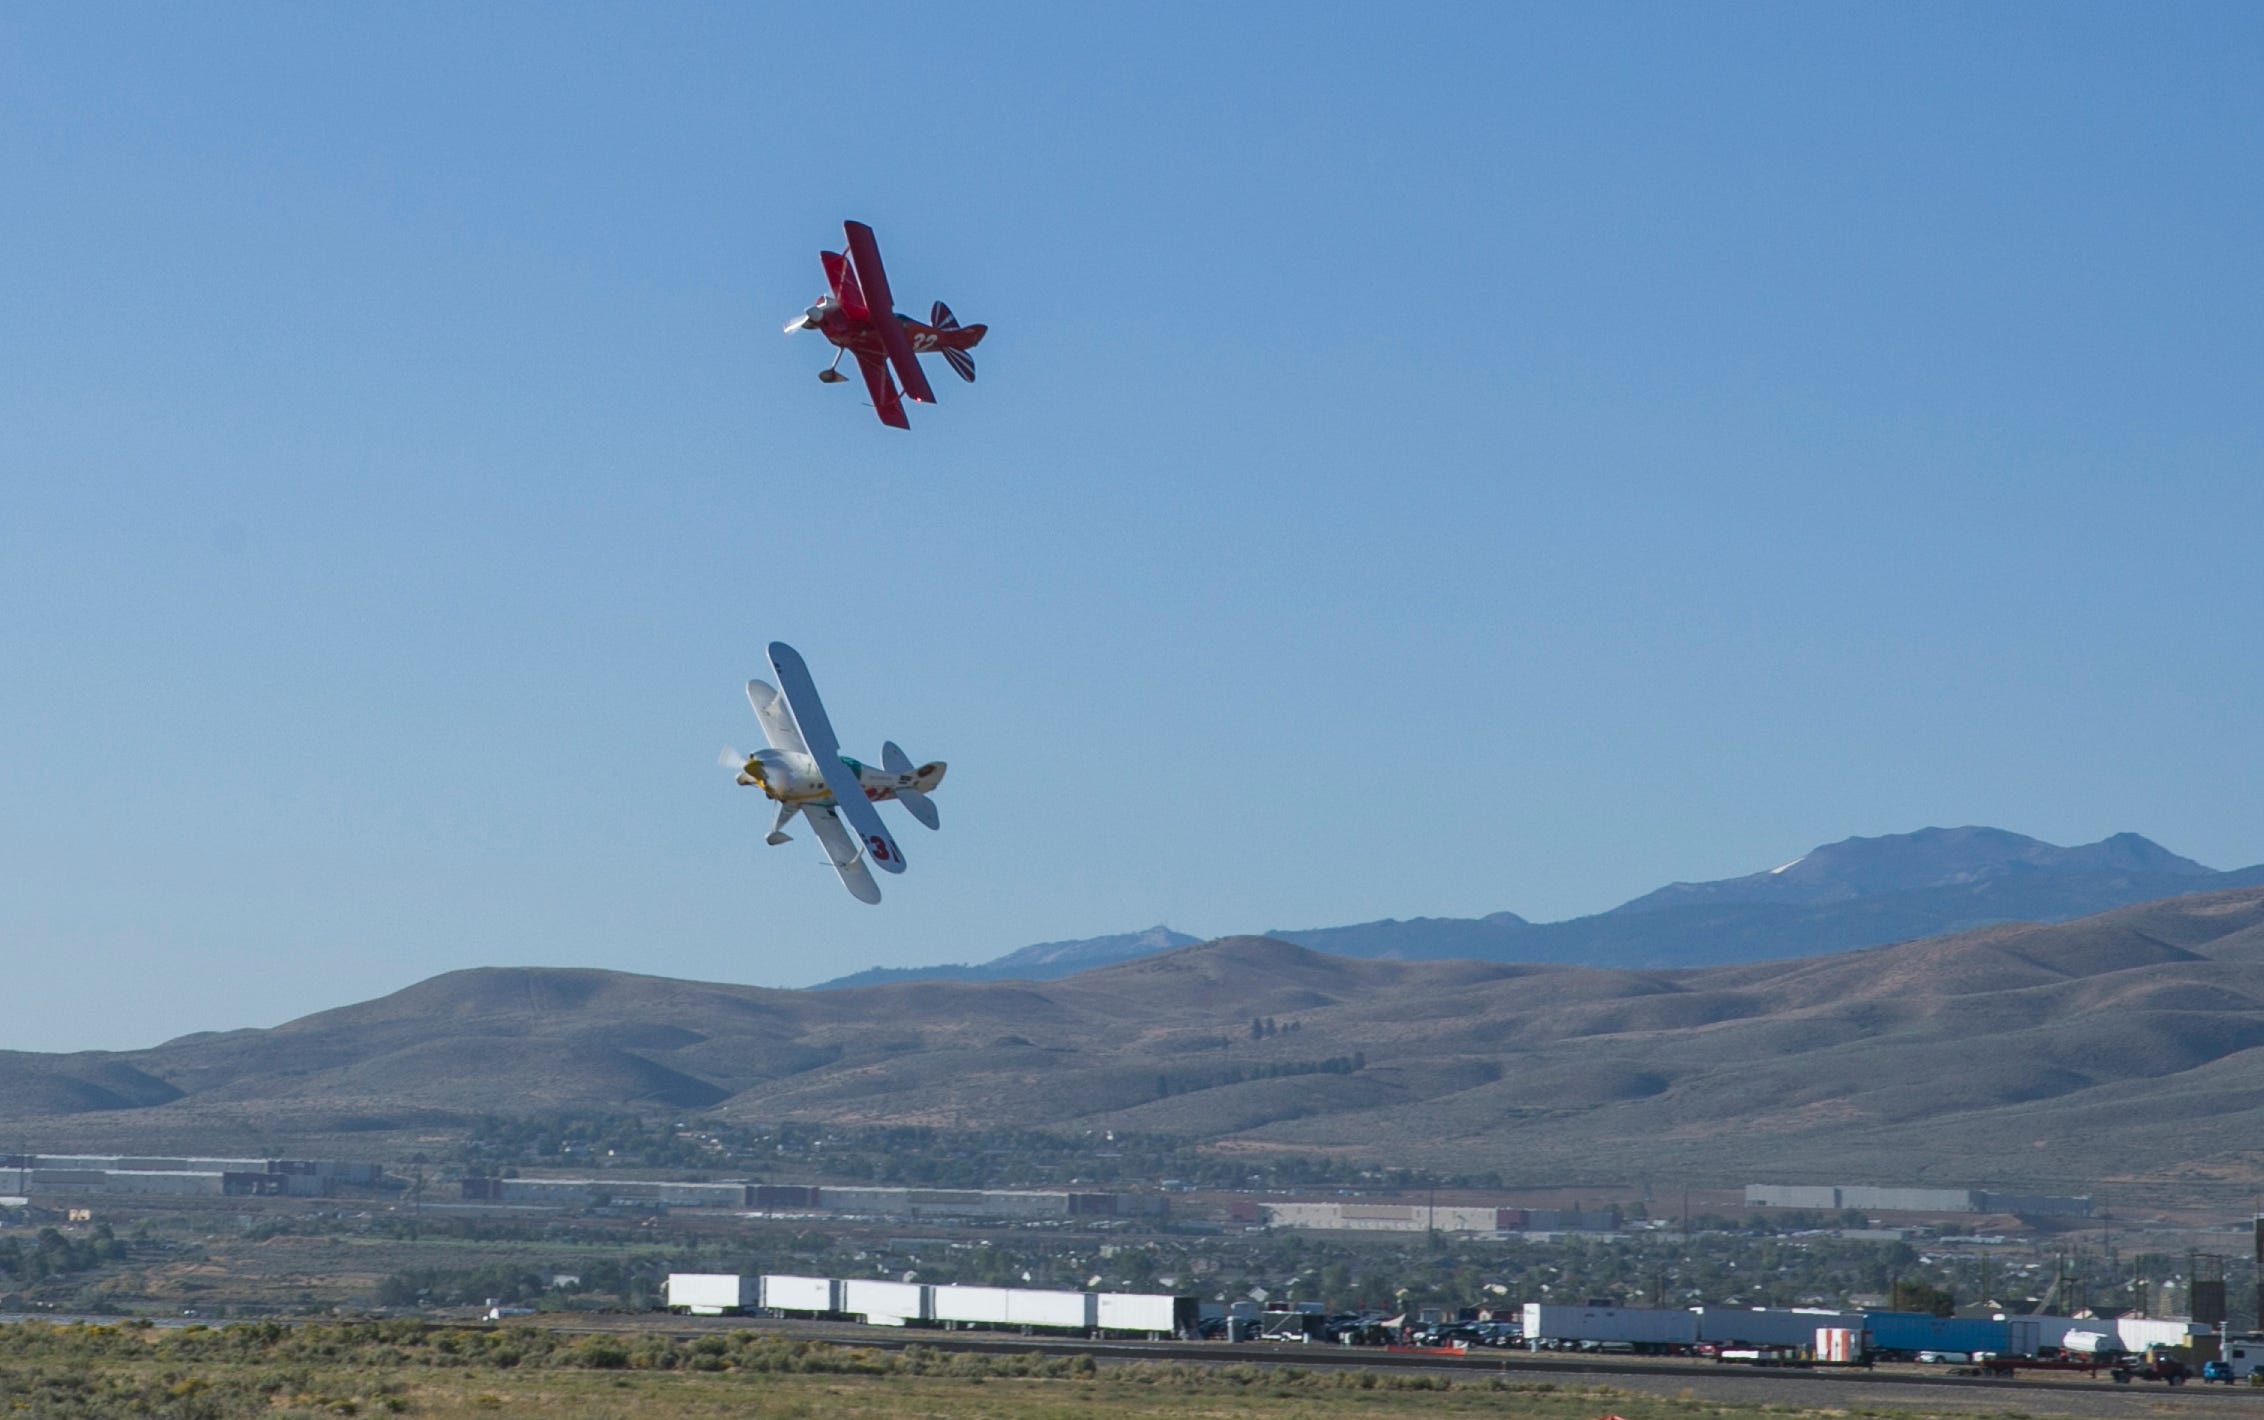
left=723, top=640, right=945, bottom=903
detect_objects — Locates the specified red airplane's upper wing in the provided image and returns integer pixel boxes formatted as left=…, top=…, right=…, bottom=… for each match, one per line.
left=852, top=349, right=910, bottom=429
left=842, top=221, right=937, bottom=406
left=821, top=250, right=868, bottom=320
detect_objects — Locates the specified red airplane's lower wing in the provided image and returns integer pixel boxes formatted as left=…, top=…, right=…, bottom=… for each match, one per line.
left=852, top=349, right=910, bottom=429
left=843, top=221, right=937, bottom=406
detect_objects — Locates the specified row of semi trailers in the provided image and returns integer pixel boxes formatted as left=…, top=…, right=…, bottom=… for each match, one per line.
left=668, top=1275, right=2205, bottom=1361
left=668, top=1273, right=1195, bottom=1337
left=1531, top=1304, right=2206, bottom=1359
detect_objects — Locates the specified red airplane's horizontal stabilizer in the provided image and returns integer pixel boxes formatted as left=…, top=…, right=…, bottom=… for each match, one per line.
left=843, top=221, right=937, bottom=406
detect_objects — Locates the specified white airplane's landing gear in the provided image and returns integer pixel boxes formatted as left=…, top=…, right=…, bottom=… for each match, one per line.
left=765, top=830, right=793, bottom=845
left=766, top=802, right=796, bottom=846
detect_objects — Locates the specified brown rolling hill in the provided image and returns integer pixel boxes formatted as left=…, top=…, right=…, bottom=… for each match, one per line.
left=8, top=886, right=2264, bottom=1189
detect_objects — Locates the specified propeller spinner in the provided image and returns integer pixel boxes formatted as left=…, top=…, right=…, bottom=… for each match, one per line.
left=784, top=294, right=835, bottom=334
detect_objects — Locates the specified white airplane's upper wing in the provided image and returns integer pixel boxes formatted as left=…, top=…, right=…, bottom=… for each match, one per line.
left=745, top=679, right=807, bottom=754
left=767, top=641, right=907, bottom=874
left=803, top=805, right=882, bottom=904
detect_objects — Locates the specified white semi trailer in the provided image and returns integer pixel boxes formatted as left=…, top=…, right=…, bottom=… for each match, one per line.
left=931, top=1285, right=1017, bottom=1326
left=762, top=1275, right=843, bottom=1314
left=1005, top=1289, right=1097, bottom=1330
left=1691, top=1307, right=1861, bottom=1348
left=1523, top=1304, right=1698, bottom=1352
left=1097, top=1292, right=1184, bottom=1337
left=842, top=1279, right=928, bottom=1325
left=665, top=1273, right=756, bottom=1315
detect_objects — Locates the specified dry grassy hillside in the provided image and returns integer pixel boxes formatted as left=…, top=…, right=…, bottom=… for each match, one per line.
left=7, top=886, right=2264, bottom=1187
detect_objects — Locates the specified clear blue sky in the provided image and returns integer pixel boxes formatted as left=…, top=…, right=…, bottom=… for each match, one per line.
left=5, top=5, right=2260, bottom=1052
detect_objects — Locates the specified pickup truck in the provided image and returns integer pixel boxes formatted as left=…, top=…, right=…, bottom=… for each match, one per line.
left=2110, top=1356, right=2189, bottom=1385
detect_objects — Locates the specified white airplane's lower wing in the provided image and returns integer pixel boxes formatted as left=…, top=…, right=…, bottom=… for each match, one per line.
left=804, top=805, right=882, bottom=904
left=745, top=679, right=808, bottom=754
left=767, top=641, right=907, bottom=874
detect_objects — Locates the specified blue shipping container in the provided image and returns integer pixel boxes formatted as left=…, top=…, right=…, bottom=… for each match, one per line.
left=1862, top=1312, right=2008, bottom=1356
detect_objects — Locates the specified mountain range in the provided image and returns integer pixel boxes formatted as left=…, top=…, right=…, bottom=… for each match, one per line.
left=820, top=927, right=1203, bottom=989
left=10, top=878, right=2264, bottom=1195
left=818, top=827, right=2264, bottom=986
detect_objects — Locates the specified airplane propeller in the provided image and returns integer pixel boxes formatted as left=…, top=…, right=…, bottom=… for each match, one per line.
left=785, top=296, right=834, bottom=335
left=720, top=746, right=761, bottom=786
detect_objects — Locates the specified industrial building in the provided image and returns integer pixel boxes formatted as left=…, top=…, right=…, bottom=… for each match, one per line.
left=665, top=1272, right=1196, bottom=1337
left=458, top=1178, right=1160, bottom=1221
left=1249, top=1201, right=1621, bottom=1234
left=0, top=1154, right=384, bottom=1198
left=1744, top=1183, right=2092, bottom=1217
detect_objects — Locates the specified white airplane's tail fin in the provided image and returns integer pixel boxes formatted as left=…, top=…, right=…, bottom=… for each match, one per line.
left=896, top=786, right=940, bottom=830
left=881, top=741, right=942, bottom=829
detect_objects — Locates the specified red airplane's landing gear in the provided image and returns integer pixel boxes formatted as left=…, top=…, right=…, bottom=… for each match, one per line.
left=819, top=349, right=848, bottom=383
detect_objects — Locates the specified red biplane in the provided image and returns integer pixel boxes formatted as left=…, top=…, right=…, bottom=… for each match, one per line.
left=784, top=221, right=986, bottom=429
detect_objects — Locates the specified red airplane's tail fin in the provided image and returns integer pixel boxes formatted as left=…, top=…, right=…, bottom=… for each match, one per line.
left=930, top=301, right=959, bottom=331
left=942, top=347, right=976, bottom=383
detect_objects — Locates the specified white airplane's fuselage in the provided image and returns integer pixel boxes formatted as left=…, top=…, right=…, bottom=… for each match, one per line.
left=737, top=748, right=945, bottom=807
